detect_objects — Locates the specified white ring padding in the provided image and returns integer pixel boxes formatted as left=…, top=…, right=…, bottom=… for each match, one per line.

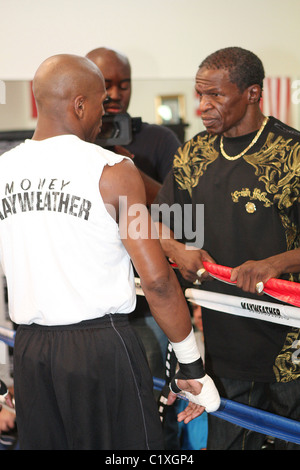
left=134, top=278, right=300, bottom=327
left=185, top=289, right=300, bottom=328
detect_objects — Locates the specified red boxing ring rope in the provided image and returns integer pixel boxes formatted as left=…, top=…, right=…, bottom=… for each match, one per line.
left=171, top=261, right=300, bottom=308
left=202, top=261, right=300, bottom=308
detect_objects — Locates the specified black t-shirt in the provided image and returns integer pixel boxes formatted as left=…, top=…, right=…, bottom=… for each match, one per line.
left=125, top=121, right=181, bottom=319
left=125, top=122, right=181, bottom=183
left=155, top=116, right=300, bottom=382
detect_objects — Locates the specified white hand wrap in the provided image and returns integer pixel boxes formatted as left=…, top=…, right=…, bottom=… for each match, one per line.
left=176, top=374, right=221, bottom=413
left=170, top=329, right=201, bottom=364
left=170, top=329, right=220, bottom=413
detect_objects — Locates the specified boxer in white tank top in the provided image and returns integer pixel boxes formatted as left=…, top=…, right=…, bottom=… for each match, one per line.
left=0, top=135, right=135, bottom=326
left=0, top=54, right=219, bottom=449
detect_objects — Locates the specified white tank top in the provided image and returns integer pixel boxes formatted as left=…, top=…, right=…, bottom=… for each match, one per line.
left=0, top=135, right=136, bottom=325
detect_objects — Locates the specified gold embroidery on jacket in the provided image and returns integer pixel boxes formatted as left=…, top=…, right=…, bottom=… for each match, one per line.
left=173, top=134, right=218, bottom=197
left=243, top=133, right=300, bottom=211
left=237, top=133, right=300, bottom=381
left=231, top=187, right=272, bottom=207
left=273, top=330, right=300, bottom=382
left=174, top=130, right=300, bottom=382
left=235, top=132, right=300, bottom=255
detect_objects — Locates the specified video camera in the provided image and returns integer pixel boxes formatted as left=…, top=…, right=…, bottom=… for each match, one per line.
left=95, top=113, right=142, bottom=148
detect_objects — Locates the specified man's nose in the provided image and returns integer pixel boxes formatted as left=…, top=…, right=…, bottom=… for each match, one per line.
left=199, top=95, right=213, bottom=113
left=108, top=86, right=121, bottom=101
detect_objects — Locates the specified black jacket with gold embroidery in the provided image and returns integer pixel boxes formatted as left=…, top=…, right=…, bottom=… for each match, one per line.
left=155, top=116, right=300, bottom=382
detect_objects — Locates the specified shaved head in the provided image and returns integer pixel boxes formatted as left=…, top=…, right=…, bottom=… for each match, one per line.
left=33, top=54, right=104, bottom=114
left=32, top=54, right=107, bottom=142
left=86, top=47, right=130, bottom=74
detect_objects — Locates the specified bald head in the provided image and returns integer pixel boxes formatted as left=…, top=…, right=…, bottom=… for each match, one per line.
left=32, top=54, right=107, bottom=142
left=33, top=54, right=104, bottom=112
left=86, top=47, right=131, bottom=74
left=86, top=47, right=131, bottom=114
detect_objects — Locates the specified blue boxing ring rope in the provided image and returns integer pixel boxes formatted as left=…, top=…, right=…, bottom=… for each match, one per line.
left=1, top=326, right=300, bottom=445
left=0, top=326, right=15, bottom=348
left=153, top=377, right=300, bottom=445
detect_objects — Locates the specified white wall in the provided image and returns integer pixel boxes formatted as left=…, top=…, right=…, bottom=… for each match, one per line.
left=1, top=0, right=300, bottom=80
left=0, top=78, right=203, bottom=141
left=129, top=78, right=203, bottom=139
left=0, top=0, right=300, bottom=137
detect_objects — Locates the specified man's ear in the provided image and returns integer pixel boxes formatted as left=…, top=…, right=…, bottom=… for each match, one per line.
left=248, top=84, right=262, bottom=104
left=74, top=95, right=86, bottom=119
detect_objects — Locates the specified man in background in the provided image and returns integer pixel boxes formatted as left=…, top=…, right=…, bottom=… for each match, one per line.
left=86, top=47, right=181, bottom=206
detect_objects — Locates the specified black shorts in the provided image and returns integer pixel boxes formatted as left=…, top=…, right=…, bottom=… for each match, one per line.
left=13, top=314, right=164, bottom=450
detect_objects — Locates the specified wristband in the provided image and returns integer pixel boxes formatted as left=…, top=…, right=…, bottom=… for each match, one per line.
left=170, top=329, right=201, bottom=364
left=170, top=358, right=205, bottom=393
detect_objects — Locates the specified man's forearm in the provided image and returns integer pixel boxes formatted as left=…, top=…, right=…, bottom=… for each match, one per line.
left=154, top=221, right=178, bottom=259
left=140, top=266, right=192, bottom=342
left=267, top=248, right=300, bottom=276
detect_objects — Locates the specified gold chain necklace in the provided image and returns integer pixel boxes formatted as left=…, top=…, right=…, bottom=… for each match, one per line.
left=220, top=116, right=269, bottom=161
